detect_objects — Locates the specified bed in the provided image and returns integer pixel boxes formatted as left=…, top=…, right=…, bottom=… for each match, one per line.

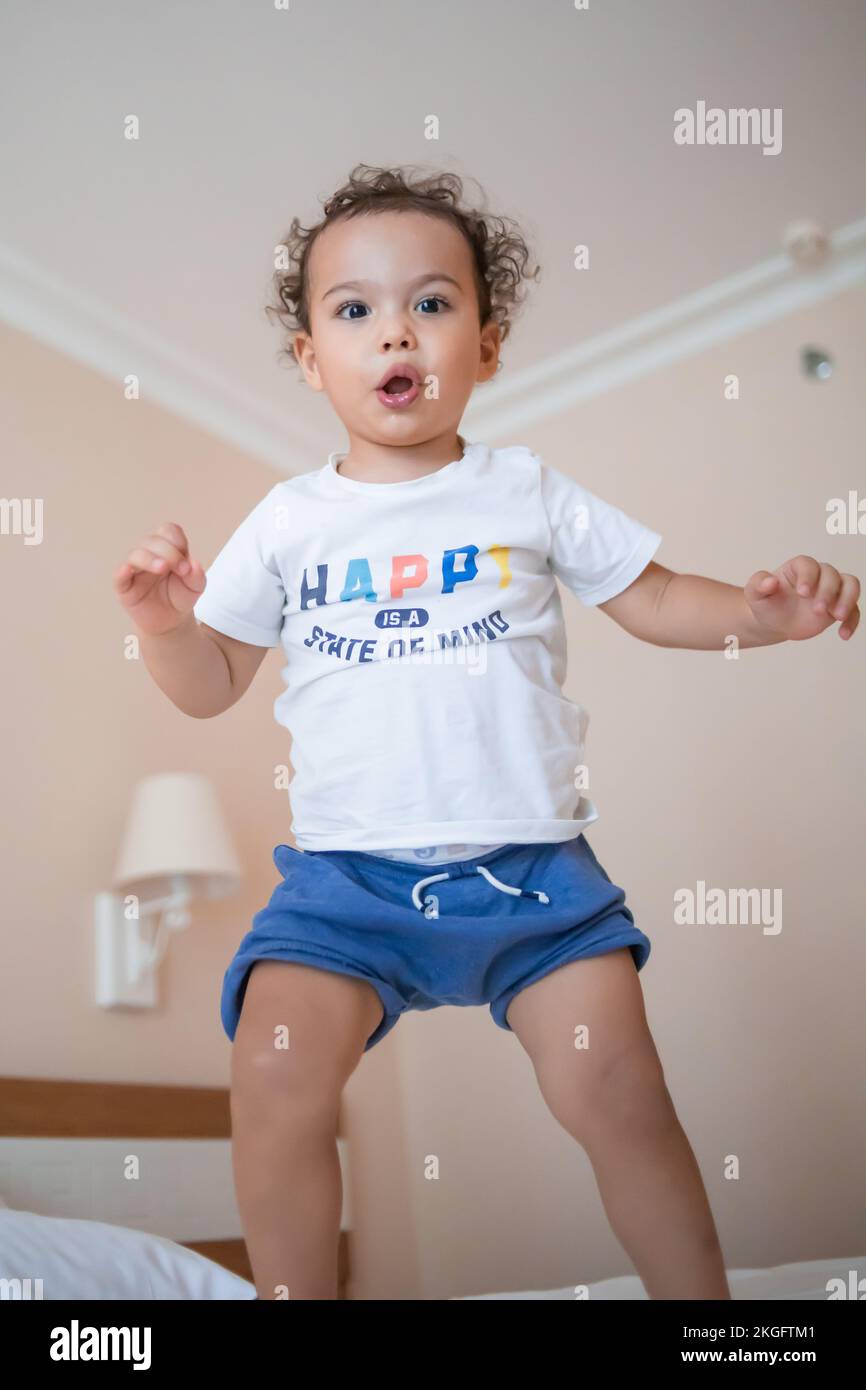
left=2, top=1075, right=860, bottom=1300
left=0, top=1075, right=349, bottom=1299
left=453, top=1256, right=866, bottom=1300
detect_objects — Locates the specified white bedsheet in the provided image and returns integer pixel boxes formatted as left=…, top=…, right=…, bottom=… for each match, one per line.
left=455, top=1254, right=866, bottom=1300
left=2, top=1197, right=861, bottom=1300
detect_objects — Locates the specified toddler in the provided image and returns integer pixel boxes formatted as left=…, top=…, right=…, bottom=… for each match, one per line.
left=114, top=164, right=860, bottom=1301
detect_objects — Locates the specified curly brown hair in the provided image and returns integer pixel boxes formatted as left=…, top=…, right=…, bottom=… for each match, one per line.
left=265, top=163, right=541, bottom=376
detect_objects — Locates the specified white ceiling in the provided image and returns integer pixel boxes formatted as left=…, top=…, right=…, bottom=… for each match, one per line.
left=1, top=0, right=864, bottom=472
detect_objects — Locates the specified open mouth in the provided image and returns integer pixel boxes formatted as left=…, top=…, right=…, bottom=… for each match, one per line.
left=376, top=374, right=420, bottom=408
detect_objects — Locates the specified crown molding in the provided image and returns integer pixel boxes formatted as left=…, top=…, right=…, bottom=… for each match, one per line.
left=465, top=215, right=866, bottom=442
left=0, top=241, right=323, bottom=474
left=2, top=217, right=864, bottom=475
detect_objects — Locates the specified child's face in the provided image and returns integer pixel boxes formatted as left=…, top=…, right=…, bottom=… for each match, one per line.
left=294, top=209, right=501, bottom=447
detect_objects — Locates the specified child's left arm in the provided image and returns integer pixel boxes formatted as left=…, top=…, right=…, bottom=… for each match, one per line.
left=598, top=556, right=861, bottom=649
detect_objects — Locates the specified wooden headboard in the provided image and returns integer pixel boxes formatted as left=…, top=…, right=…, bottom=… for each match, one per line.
left=0, top=1076, right=349, bottom=1298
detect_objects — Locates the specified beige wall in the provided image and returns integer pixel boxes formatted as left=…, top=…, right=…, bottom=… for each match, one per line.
left=1, top=285, right=863, bottom=1299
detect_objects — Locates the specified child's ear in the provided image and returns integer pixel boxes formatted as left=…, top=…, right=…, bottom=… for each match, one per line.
left=293, top=333, right=323, bottom=391
left=477, top=320, right=502, bottom=383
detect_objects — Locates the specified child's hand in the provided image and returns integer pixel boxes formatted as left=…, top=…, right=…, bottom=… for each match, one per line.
left=744, top=556, right=860, bottom=642
left=113, top=521, right=207, bottom=637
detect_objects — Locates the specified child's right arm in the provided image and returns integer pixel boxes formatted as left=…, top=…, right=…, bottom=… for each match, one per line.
left=112, top=520, right=267, bottom=718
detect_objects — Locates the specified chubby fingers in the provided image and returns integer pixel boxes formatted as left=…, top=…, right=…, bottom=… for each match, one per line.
left=144, top=522, right=192, bottom=574
left=784, top=556, right=855, bottom=615
left=808, top=568, right=860, bottom=639
left=114, top=522, right=196, bottom=594
left=839, top=603, right=860, bottom=640
left=783, top=554, right=821, bottom=598
left=803, top=564, right=860, bottom=638
left=746, top=570, right=779, bottom=601
left=827, top=571, right=860, bottom=619
left=833, top=571, right=861, bottom=638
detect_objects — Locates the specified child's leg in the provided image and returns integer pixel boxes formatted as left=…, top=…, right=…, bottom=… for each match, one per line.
left=505, top=948, right=731, bottom=1300
left=230, top=959, right=384, bottom=1300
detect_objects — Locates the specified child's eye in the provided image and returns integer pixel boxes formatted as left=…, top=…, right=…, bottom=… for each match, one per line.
left=334, top=295, right=451, bottom=320
left=335, top=301, right=369, bottom=320
left=416, top=295, right=450, bottom=313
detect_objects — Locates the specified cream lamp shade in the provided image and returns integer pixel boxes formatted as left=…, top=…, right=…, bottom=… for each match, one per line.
left=111, top=772, right=242, bottom=902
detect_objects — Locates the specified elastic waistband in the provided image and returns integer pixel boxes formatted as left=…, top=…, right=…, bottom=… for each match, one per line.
left=367, top=841, right=510, bottom=866
left=305, top=840, right=527, bottom=872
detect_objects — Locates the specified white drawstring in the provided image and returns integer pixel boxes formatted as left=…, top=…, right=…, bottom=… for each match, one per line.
left=476, top=863, right=550, bottom=903
left=411, top=864, right=550, bottom=918
left=411, top=873, right=452, bottom=917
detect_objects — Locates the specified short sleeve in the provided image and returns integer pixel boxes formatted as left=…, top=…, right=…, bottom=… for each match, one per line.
left=193, top=485, right=287, bottom=647
left=539, top=460, right=662, bottom=606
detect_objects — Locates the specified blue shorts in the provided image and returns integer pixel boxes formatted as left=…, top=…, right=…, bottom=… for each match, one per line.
left=220, top=834, right=651, bottom=1052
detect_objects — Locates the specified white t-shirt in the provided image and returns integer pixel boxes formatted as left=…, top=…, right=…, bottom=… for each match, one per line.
left=193, top=441, right=662, bottom=852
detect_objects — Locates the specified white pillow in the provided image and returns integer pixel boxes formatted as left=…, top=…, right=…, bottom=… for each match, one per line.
left=0, top=1207, right=256, bottom=1299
